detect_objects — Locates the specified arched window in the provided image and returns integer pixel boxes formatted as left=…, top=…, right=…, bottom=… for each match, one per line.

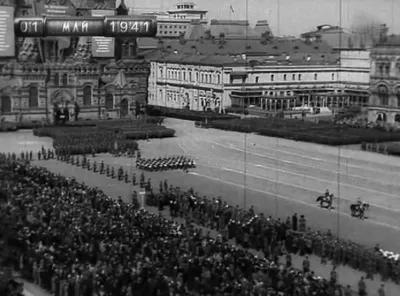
left=62, top=74, right=68, bottom=86
left=28, top=86, right=39, bottom=107
left=216, top=74, right=221, bottom=84
left=377, top=85, right=389, bottom=106
left=189, top=71, right=192, bottom=81
left=54, top=73, right=59, bottom=86
left=183, top=71, right=186, bottom=81
left=332, top=73, right=335, bottom=80
left=159, top=67, right=163, bottom=78
left=314, top=73, right=318, bottom=80
left=283, top=74, right=287, bottom=81
left=105, top=93, right=114, bottom=110
left=298, top=74, right=302, bottom=81
left=271, top=75, right=274, bottom=82
left=83, top=85, right=92, bottom=106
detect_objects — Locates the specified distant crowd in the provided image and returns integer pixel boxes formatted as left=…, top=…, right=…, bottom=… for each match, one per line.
left=0, top=151, right=394, bottom=296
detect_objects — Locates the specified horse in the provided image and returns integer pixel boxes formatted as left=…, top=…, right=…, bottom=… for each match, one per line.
left=350, top=203, right=370, bottom=219
left=316, top=194, right=333, bottom=209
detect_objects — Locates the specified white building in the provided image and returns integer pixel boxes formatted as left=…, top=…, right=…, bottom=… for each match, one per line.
left=134, top=2, right=208, bottom=38
left=147, top=36, right=370, bottom=112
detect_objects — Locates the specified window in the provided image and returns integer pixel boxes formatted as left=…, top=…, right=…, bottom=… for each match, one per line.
left=271, top=75, right=274, bottom=81
left=283, top=74, right=287, bottom=81
left=160, top=67, right=163, bottom=78
left=314, top=73, right=318, bottom=80
left=377, top=85, right=389, bottom=106
left=189, top=71, right=192, bottom=81
left=385, top=64, right=390, bottom=75
left=54, top=73, right=59, bottom=86
left=217, top=74, right=221, bottom=84
left=292, top=74, right=295, bottom=80
left=105, top=93, right=114, bottom=110
left=298, top=74, right=302, bottom=81
left=1, top=95, right=11, bottom=113
left=183, top=71, right=186, bottom=81
left=255, top=76, right=259, bottom=83
left=83, top=85, right=92, bottom=106
left=332, top=73, right=335, bottom=80
left=62, top=74, right=68, bottom=86
left=201, top=73, right=204, bottom=82
left=196, top=72, right=199, bottom=81
left=396, top=87, right=400, bottom=107
left=28, top=86, right=39, bottom=107
left=378, top=64, right=383, bottom=75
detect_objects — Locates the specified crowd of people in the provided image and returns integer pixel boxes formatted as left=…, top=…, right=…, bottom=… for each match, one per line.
left=136, top=156, right=196, bottom=172
left=0, top=154, right=375, bottom=296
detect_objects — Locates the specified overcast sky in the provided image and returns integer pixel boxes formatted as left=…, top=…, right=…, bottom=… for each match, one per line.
left=125, top=0, right=399, bottom=36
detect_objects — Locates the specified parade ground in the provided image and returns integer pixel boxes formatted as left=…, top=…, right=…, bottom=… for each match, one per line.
left=3, top=118, right=400, bottom=250
left=3, top=125, right=400, bottom=295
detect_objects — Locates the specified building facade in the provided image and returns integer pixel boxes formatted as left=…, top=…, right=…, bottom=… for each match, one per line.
left=0, top=0, right=149, bottom=123
left=147, top=34, right=370, bottom=113
left=368, top=36, right=400, bottom=124
left=138, top=2, right=208, bottom=39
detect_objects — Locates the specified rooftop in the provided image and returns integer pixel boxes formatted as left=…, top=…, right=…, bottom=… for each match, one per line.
left=141, top=35, right=334, bottom=58
left=147, top=47, right=339, bottom=67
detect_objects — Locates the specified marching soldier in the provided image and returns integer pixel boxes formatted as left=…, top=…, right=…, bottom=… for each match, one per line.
left=118, top=167, right=123, bottom=181
left=111, top=167, right=115, bottom=178
left=29, top=150, right=32, bottom=160
left=100, top=161, right=105, bottom=174
left=20, top=151, right=24, bottom=160
left=106, top=165, right=110, bottom=177
left=82, top=156, right=87, bottom=169
left=299, top=215, right=306, bottom=232
left=124, top=171, right=129, bottom=183
left=37, top=150, right=41, bottom=161
left=66, top=154, right=70, bottom=164
left=71, top=155, right=75, bottom=165
left=93, top=161, right=97, bottom=173
left=132, top=173, right=136, bottom=185
left=76, top=156, right=80, bottom=166
left=140, top=172, right=145, bottom=187
left=87, top=159, right=91, bottom=170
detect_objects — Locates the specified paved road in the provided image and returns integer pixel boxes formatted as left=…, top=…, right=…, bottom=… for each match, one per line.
left=2, top=125, right=400, bottom=250
left=139, top=119, right=400, bottom=250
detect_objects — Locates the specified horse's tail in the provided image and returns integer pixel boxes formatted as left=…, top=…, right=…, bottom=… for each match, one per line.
left=316, top=196, right=322, bottom=202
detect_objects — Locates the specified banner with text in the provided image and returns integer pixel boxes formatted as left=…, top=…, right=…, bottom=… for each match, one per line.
left=91, top=10, right=115, bottom=57
left=0, top=6, right=15, bottom=57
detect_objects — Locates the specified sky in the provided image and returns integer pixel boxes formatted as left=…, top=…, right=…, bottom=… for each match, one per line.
left=125, top=0, right=400, bottom=36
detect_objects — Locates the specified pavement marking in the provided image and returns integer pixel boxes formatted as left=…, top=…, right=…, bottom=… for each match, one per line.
left=216, top=134, right=400, bottom=174
left=187, top=170, right=400, bottom=231
left=180, top=137, right=400, bottom=211
left=200, top=139, right=400, bottom=197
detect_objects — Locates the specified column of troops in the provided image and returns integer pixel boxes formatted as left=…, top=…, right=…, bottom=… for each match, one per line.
left=136, top=156, right=196, bottom=172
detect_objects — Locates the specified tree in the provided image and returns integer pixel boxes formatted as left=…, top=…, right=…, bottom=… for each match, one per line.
left=135, top=100, right=140, bottom=118
left=74, top=102, right=80, bottom=121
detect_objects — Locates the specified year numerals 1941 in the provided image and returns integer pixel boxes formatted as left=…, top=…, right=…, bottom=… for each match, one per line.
left=105, top=20, right=156, bottom=37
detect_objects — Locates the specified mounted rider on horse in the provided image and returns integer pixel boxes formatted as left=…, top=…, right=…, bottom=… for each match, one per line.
left=316, top=189, right=334, bottom=209
left=350, top=197, right=369, bottom=219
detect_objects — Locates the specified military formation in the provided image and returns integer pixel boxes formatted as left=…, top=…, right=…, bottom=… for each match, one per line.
left=136, top=156, right=196, bottom=172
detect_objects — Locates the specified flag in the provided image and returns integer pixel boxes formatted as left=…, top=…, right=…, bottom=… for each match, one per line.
left=230, top=5, right=235, bottom=13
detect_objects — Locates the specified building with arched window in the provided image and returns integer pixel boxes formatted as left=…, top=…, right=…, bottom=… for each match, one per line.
left=368, top=35, right=400, bottom=124
left=0, top=0, right=149, bottom=122
left=146, top=34, right=370, bottom=113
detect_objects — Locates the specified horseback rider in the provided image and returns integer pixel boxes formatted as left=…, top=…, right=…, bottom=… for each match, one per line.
left=325, top=189, right=330, bottom=199
left=357, top=197, right=363, bottom=210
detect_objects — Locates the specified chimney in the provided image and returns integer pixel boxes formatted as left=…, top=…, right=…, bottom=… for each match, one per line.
left=179, top=32, right=186, bottom=45
left=315, top=33, right=322, bottom=43
left=204, top=30, right=212, bottom=40
left=219, top=33, right=226, bottom=44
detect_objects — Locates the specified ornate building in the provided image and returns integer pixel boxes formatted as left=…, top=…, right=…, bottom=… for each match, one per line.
left=147, top=33, right=370, bottom=113
left=368, top=34, right=400, bottom=124
left=0, top=0, right=149, bottom=122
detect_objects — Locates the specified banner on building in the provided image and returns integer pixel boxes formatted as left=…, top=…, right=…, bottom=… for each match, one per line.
left=91, top=10, right=115, bottom=57
left=0, top=6, right=15, bottom=57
